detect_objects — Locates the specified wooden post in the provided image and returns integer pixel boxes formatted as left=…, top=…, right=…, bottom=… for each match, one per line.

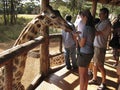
left=40, top=27, right=50, bottom=76
left=39, top=0, right=50, bottom=77
left=41, top=0, right=49, bottom=10
left=91, top=0, right=98, bottom=18
left=4, top=60, right=13, bottom=90
left=60, top=35, right=62, bottom=53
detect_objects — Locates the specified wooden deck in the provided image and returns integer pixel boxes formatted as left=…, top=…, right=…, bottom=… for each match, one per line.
left=35, top=50, right=119, bottom=90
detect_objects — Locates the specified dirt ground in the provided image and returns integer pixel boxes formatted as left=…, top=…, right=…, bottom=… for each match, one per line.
left=0, top=40, right=60, bottom=89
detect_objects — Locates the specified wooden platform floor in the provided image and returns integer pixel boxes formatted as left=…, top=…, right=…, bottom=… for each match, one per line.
left=36, top=50, right=119, bottom=90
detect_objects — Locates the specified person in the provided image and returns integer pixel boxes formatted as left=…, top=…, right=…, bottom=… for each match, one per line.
left=88, top=18, right=100, bottom=75
left=76, top=9, right=95, bottom=90
left=112, top=14, right=120, bottom=66
left=74, top=13, right=82, bottom=27
left=88, top=7, right=111, bottom=90
left=74, top=11, right=85, bottom=55
left=62, top=15, right=77, bottom=70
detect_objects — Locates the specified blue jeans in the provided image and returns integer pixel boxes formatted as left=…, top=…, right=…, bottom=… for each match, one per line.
left=64, top=45, right=77, bottom=68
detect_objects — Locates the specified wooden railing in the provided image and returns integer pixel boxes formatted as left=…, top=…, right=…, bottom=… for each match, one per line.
left=0, top=33, right=64, bottom=90
left=0, top=36, right=45, bottom=66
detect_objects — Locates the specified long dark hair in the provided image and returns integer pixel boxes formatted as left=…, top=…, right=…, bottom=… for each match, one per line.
left=81, top=9, right=94, bottom=27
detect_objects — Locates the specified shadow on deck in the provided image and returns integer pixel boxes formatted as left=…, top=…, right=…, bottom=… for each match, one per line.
left=35, top=50, right=119, bottom=90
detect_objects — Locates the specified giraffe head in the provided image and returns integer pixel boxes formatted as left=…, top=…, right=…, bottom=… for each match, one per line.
left=35, top=5, right=72, bottom=32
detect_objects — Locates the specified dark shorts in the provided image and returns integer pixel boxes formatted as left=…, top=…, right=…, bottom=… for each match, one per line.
left=77, top=53, right=93, bottom=67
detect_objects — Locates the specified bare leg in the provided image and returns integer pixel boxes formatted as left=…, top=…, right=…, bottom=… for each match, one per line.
left=98, top=65, right=106, bottom=84
left=113, top=49, right=119, bottom=66
left=92, top=64, right=98, bottom=80
left=79, top=67, right=88, bottom=90
left=88, top=64, right=98, bottom=84
left=114, top=54, right=119, bottom=65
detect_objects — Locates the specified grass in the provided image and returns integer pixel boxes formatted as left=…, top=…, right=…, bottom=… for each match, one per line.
left=0, top=25, right=24, bottom=42
left=0, top=14, right=62, bottom=43
left=0, top=14, right=36, bottom=42
left=18, top=14, right=37, bottom=18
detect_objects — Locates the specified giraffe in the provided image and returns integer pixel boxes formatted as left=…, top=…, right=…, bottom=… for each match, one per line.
left=0, top=5, right=72, bottom=90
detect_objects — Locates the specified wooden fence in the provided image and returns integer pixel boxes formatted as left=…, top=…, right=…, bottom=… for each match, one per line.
left=0, top=33, right=64, bottom=90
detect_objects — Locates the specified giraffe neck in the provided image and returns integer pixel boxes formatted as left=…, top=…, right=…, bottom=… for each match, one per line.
left=14, top=19, right=43, bottom=46
left=12, top=15, right=45, bottom=89
left=8, top=4, right=72, bottom=89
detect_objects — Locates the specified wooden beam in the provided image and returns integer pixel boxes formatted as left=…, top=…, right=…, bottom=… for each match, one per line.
left=91, top=0, right=98, bottom=18
left=41, top=0, right=49, bottom=11
left=0, top=36, right=44, bottom=67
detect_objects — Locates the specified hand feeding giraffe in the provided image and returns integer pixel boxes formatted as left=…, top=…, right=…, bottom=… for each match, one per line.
left=0, top=5, right=72, bottom=90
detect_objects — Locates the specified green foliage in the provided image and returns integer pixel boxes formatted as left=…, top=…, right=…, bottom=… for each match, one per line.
left=58, top=6, right=71, bottom=17
left=17, top=14, right=36, bottom=24
left=49, top=28, right=61, bottom=34
left=0, top=14, right=35, bottom=42
left=0, top=15, right=4, bottom=25
left=0, top=25, right=24, bottom=42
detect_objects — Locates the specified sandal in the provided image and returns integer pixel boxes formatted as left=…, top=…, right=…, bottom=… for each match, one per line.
left=88, top=79, right=97, bottom=85
left=97, top=83, right=107, bottom=90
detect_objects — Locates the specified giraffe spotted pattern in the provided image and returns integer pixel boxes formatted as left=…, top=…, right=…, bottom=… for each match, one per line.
left=0, top=5, right=72, bottom=90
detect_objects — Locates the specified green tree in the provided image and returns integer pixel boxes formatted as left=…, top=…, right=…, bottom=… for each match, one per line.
left=2, top=0, right=22, bottom=25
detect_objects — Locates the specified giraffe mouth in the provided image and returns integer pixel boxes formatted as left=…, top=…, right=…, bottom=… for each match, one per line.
left=64, top=27, right=72, bottom=32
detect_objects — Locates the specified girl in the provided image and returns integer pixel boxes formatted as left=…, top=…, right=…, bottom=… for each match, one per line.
left=77, top=9, right=95, bottom=90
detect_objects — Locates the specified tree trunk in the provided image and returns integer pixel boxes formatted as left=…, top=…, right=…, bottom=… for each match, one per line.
left=91, top=0, right=98, bottom=18
left=6, top=0, right=10, bottom=24
left=3, top=0, right=7, bottom=25
left=10, top=0, right=15, bottom=24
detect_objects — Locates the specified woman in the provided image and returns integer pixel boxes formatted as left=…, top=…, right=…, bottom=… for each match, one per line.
left=77, top=9, right=95, bottom=90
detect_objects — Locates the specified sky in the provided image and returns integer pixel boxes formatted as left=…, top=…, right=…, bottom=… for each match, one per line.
left=21, top=0, right=69, bottom=4
left=21, top=0, right=40, bottom=5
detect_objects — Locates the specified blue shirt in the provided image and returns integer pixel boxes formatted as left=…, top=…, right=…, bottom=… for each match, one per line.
left=80, top=26, right=95, bottom=54
left=62, top=21, right=76, bottom=48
